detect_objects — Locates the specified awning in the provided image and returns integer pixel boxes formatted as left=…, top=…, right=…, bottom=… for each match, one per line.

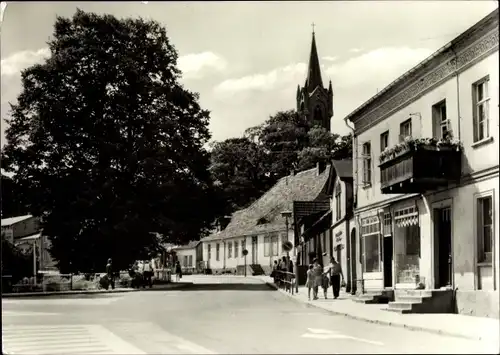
left=394, top=206, right=419, bottom=228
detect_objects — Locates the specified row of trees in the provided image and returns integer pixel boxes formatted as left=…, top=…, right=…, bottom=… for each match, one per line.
left=1, top=9, right=351, bottom=273
left=210, top=110, right=351, bottom=211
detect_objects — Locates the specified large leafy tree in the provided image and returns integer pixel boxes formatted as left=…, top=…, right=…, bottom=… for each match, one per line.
left=1, top=174, right=29, bottom=218
left=1, top=10, right=225, bottom=273
left=211, top=110, right=352, bottom=212
left=209, top=138, right=273, bottom=211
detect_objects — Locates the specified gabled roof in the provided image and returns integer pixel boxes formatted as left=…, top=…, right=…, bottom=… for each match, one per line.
left=332, top=160, right=353, bottom=180
left=173, top=240, right=200, bottom=251
left=1, top=215, right=33, bottom=227
left=202, top=165, right=331, bottom=242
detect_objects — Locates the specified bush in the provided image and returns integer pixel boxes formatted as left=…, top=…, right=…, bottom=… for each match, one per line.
left=72, top=279, right=98, bottom=291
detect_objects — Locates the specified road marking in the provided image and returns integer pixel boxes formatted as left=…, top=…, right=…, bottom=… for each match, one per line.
left=302, top=328, right=384, bottom=346
left=112, top=322, right=217, bottom=354
left=2, top=324, right=146, bottom=354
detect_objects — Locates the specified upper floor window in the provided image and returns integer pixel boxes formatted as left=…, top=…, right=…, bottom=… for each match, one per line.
left=335, top=183, right=342, bottom=221
left=473, top=77, right=490, bottom=143
left=380, top=131, right=389, bottom=152
left=313, top=105, right=323, bottom=127
left=399, top=119, right=412, bottom=142
left=362, top=142, right=372, bottom=186
left=432, top=100, right=450, bottom=140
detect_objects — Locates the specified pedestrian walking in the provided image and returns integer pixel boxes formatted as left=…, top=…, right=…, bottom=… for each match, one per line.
left=305, top=264, right=314, bottom=301
left=312, top=258, right=323, bottom=300
left=175, top=260, right=182, bottom=282
left=143, top=260, right=153, bottom=288
left=271, top=260, right=278, bottom=283
left=326, top=256, right=344, bottom=299
left=105, top=258, right=115, bottom=290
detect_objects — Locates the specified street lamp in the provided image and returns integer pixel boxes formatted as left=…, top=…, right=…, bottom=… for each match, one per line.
left=281, top=210, right=295, bottom=293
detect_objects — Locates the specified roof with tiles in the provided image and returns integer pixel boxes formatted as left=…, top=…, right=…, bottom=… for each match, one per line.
left=173, top=240, right=200, bottom=251
left=202, top=165, right=331, bottom=242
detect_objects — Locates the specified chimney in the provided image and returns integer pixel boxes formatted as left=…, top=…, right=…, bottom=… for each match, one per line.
left=290, top=169, right=295, bottom=176
left=317, top=161, right=326, bottom=175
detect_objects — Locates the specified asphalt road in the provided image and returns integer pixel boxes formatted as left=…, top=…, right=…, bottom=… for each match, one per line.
left=2, top=276, right=497, bottom=354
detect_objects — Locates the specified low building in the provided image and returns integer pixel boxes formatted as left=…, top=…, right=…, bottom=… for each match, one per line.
left=173, top=241, right=199, bottom=274
left=201, top=163, right=333, bottom=275
left=1, top=214, right=56, bottom=272
left=345, top=9, right=498, bottom=317
left=296, top=160, right=354, bottom=291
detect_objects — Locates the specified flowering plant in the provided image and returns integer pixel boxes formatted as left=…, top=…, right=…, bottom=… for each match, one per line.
left=379, top=135, right=462, bottom=164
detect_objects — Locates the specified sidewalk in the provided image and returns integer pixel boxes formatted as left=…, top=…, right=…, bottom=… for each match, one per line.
left=258, top=276, right=499, bottom=344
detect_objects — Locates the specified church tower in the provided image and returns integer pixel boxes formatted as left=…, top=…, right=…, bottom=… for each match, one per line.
left=296, top=29, right=333, bottom=132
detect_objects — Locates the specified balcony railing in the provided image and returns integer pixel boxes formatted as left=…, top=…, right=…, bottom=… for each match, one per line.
left=379, top=139, right=462, bottom=194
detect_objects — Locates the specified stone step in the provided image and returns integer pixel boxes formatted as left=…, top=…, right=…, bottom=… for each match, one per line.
left=388, top=301, right=418, bottom=310
left=395, top=290, right=433, bottom=298
left=395, top=295, right=430, bottom=303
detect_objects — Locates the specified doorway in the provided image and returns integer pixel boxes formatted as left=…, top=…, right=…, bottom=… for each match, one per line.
left=434, top=207, right=452, bottom=288
left=383, top=236, right=393, bottom=288
left=350, top=229, right=357, bottom=293
left=251, top=236, right=258, bottom=264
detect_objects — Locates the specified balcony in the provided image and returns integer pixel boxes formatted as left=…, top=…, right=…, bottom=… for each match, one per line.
left=379, top=138, right=462, bottom=194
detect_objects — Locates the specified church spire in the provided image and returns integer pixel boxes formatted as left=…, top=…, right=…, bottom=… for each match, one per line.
left=306, top=26, right=323, bottom=92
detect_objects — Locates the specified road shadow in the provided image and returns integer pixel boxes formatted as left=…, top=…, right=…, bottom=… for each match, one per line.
left=172, top=283, right=276, bottom=292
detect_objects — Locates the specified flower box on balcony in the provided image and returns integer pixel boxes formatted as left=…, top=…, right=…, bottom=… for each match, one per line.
left=379, top=137, right=462, bottom=194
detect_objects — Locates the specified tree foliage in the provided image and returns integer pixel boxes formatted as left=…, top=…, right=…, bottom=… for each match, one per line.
left=211, top=110, right=352, bottom=211
left=209, top=138, right=274, bottom=211
left=1, top=174, right=29, bottom=218
left=1, top=10, right=226, bottom=273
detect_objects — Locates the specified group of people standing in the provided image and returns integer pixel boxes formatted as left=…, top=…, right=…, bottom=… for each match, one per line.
left=306, top=255, right=345, bottom=301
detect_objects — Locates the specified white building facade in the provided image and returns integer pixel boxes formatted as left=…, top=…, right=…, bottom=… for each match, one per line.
left=346, top=10, right=498, bottom=317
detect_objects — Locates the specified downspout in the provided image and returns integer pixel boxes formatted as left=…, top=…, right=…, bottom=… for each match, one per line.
left=344, top=117, right=361, bottom=294
left=344, top=118, right=358, bottom=208
left=449, top=45, right=461, bottom=293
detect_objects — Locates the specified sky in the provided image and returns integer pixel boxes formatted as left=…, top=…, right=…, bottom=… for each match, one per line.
left=1, top=1, right=498, bottom=148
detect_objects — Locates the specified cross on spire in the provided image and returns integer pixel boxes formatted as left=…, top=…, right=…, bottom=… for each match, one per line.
left=311, top=22, right=316, bottom=34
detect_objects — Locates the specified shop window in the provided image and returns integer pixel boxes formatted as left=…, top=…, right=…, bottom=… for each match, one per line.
left=361, top=216, right=381, bottom=273
left=394, top=206, right=420, bottom=284
left=228, top=241, right=233, bottom=258
left=216, top=243, right=220, bottom=261
left=208, top=244, right=211, bottom=260
left=234, top=240, right=239, bottom=258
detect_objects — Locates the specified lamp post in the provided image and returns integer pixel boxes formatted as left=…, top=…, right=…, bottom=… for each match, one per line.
left=281, top=210, right=295, bottom=293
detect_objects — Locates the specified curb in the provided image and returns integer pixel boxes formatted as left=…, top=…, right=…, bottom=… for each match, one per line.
left=2, top=282, right=194, bottom=298
left=266, top=282, right=491, bottom=342
left=2, top=288, right=138, bottom=298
